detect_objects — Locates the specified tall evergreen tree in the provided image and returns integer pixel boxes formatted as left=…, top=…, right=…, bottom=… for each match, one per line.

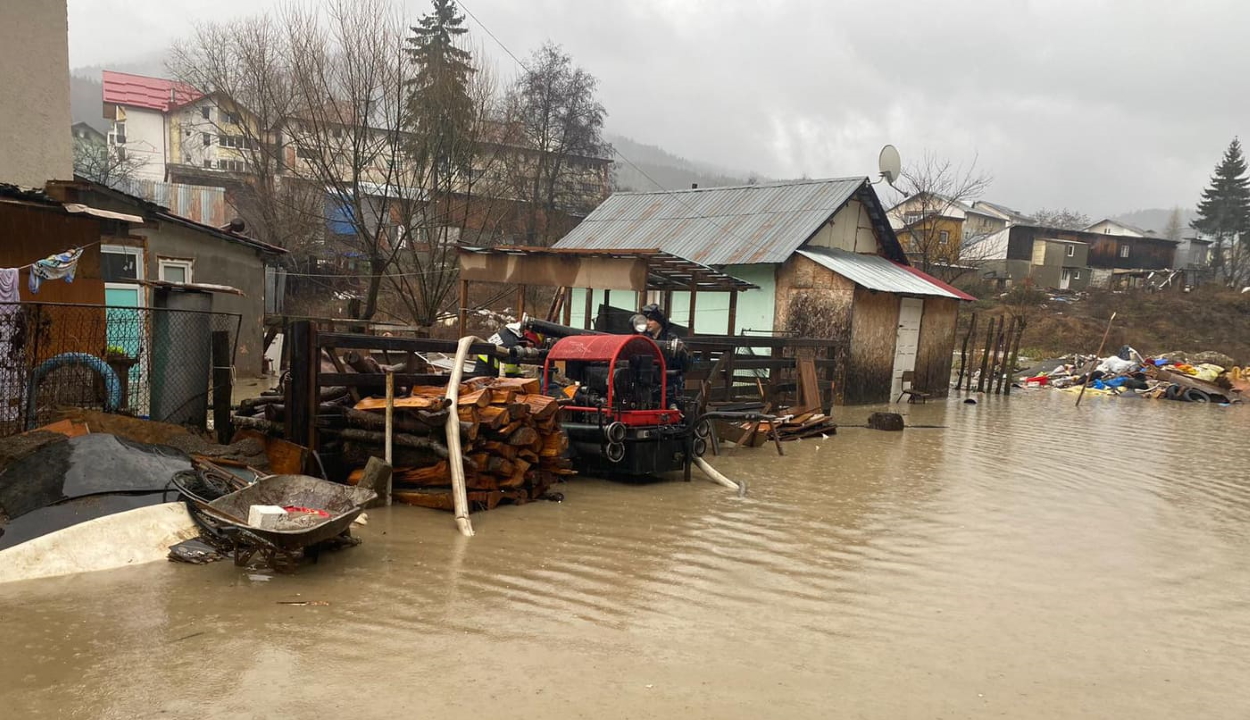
left=1192, top=138, right=1250, bottom=283
left=405, top=0, right=475, bottom=184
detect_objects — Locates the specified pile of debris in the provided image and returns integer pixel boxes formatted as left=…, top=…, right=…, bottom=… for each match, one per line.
left=1019, top=347, right=1244, bottom=404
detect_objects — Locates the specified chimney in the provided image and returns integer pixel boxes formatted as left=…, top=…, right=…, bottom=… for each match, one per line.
left=691, top=183, right=698, bottom=189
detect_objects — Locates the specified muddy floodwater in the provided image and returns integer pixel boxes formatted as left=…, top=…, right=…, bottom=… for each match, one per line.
left=2, top=391, right=1248, bottom=719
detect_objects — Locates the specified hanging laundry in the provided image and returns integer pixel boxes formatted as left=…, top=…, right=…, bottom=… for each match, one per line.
left=0, top=267, right=21, bottom=422
left=0, top=267, right=19, bottom=304
left=28, top=247, right=83, bottom=294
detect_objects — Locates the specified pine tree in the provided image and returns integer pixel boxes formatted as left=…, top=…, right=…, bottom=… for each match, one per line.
left=405, top=0, right=475, bottom=185
left=1192, top=138, right=1250, bottom=283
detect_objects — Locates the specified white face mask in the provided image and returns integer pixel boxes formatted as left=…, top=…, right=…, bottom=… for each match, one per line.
left=635, top=322, right=648, bottom=333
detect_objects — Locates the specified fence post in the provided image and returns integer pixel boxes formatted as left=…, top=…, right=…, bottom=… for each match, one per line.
left=286, top=320, right=316, bottom=449
left=212, top=330, right=233, bottom=445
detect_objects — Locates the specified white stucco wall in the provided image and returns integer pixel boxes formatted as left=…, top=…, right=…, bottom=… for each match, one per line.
left=0, top=0, right=73, bottom=186
left=112, top=107, right=167, bottom=181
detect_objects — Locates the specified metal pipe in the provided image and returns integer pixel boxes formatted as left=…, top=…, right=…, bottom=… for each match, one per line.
left=522, top=315, right=606, bottom=339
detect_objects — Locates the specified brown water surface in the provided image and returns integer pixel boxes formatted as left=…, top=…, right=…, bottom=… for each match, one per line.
left=2, top=392, right=1248, bottom=719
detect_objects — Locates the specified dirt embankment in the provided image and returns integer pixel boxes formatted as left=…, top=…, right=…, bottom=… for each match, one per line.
left=959, top=286, right=1250, bottom=364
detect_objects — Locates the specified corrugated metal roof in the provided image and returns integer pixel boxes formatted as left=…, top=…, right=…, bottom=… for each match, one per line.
left=553, top=178, right=871, bottom=266
left=102, top=71, right=201, bottom=112
left=796, top=247, right=972, bottom=301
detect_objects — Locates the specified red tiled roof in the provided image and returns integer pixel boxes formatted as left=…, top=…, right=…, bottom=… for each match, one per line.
left=102, top=71, right=202, bottom=113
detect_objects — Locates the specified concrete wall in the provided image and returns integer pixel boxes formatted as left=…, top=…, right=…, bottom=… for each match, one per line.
left=0, top=0, right=73, bottom=186
left=141, top=221, right=268, bottom=376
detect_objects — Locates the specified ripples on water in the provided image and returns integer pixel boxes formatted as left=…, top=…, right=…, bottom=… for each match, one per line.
left=1, top=392, right=1248, bottom=718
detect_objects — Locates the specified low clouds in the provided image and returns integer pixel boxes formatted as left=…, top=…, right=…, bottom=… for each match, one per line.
left=68, top=0, right=1250, bottom=215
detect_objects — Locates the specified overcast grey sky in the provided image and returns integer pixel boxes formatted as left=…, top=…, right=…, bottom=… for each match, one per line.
left=66, top=0, right=1250, bottom=217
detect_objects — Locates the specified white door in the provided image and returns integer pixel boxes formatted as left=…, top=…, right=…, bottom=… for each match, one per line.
left=891, top=298, right=924, bottom=399
left=1059, top=268, right=1071, bottom=290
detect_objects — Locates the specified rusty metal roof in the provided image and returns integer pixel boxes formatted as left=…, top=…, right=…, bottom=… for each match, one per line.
left=553, top=177, right=905, bottom=266
left=797, top=247, right=974, bottom=301
left=458, top=246, right=758, bottom=291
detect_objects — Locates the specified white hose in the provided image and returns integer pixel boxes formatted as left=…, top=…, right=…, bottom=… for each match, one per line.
left=444, top=336, right=479, bottom=537
left=694, top=456, right=747, bottom=497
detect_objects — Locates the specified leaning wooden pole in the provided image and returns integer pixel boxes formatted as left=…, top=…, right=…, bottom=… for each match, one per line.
left=976, top=316, right=997, bottom=393
left=956, top=312, right=978, bottom=391
left=1076, top=312, right=1117, bottom=408
left=994, top=316, right=1016, bottom=394
left=443, top=336, right=486, bottom=537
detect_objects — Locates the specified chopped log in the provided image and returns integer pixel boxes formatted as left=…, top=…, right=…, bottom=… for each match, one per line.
left=488, top=457, right=513, bottom=477
left=489, top=387, right=517, bottom=405
left=232, top=415, right=284, bottom=435
left=343, top=349, right=384, bottom=375
left=459, top=388, right=493, bottom=408
left=489, top=376, right=541, bottom=394
left=504, top=402, right=530, bottom=421
left=355, top=395, right=448, bottom=412
left=344, top=407, right=436, bottom=435
left=357, top=456, right=392, bottom=508
left=507, top=426, right=540, bottom=447
left=479, top=441, right=519, bottom=460
left=516, top=394, right=557, bottom=420
left=479, top=405, right=510, bottom=430
left=518, top=449, right=539, bottom=463
left=331, top=428, right=452, bottom=458
left=540, top=431, right=569, bottom=457
left=457, top=406, right=480, bottom=424
left=394, top=462, right=449, bottom=486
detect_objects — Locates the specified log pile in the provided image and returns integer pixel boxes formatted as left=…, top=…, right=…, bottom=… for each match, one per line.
left=348, top=376, right=573, bottom=511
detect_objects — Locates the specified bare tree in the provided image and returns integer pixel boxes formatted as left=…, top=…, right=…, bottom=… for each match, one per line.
left=172, top=0, right=415, bottom=321
left=506, top=42, right=611, bottom=245
left=1163, top=207, right=1184, bottom=241
left=1028, top=208, right=1091, bottom=231
left=72, top=136, right=146, bottom=188
left=888, top=153, right=994, bottom=278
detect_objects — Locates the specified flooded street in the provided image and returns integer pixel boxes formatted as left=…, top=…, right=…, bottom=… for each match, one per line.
left=2, top=391, right=1249, bottom=719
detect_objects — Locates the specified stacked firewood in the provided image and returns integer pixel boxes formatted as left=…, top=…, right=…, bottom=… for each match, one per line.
left=348, top=376, right=574, bottom=511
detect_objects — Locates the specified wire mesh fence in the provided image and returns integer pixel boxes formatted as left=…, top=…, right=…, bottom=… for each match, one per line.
left=0, top=302, right=241, bottom=437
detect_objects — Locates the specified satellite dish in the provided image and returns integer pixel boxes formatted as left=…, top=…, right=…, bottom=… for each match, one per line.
left=878, top=144, right=901, bottom=186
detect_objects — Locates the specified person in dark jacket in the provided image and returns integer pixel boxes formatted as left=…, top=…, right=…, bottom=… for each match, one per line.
left=637, top=303, right=687, bottom=408
left=639, top=303, right=676, bottom=342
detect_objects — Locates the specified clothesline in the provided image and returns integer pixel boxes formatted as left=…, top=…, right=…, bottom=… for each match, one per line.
left=12, top=240, right=100, bottom=271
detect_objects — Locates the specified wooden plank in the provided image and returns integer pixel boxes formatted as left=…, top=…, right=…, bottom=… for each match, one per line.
left=355, top=395, right=448, bottom=412
left=798, top=357, right=820, bottom=411
left=317, top=332, right=495, bottom=355
left=319, top=373, right=452, bottom=388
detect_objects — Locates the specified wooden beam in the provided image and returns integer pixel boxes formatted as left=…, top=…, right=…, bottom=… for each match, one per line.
left=687, top=272, right=699, bottom=336
left=583, top=287, right=593, bottom=330
left=727, top=290, right=738, bottom=336
left=458, top=279, right=469, bottom=337
left=211, top=331, right=233, bottom=445
left=318, top=332, right=494, bottom=355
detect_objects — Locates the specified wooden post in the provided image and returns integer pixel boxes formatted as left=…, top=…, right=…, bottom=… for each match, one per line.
left=515, top=284, right=527, bottom=318
left=994, top=316, right=1016, bottom=394
left=562, top=287, right=572, bottom=326
left=285, top=320, right=316, bottom=449
left=976, top=316, right=996, bottom=393
left=956, top=312, right=978, bottom=391
left=583, top=287, right=593, bottom=330
left=687, top=274, right=699, bottom=336
left=1003, top=318, right=1025, bottom=396
left=211, top=331, right=233, bottom=445
left=384, top=370, right=394, bottom=467
left=1076, top=312, right=1117, bottom=407
left=601, top=289, right=611, bottom=329
left=727, top=290, right=738, bottom=336
left=663, top=290, right=673, bottom=318
left=457, top=279, right=469, bottom=337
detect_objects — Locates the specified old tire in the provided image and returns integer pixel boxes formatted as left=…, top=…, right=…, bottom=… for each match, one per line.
left=1184, top=388, right=1211, bottom=403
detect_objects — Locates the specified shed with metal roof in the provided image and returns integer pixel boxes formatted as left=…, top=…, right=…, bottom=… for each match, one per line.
left=553, top=177, right=974, bottom=404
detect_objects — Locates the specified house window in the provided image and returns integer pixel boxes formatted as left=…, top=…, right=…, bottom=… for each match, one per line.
left=1066, top=245, right=1075, bottom=257
left=296, top=145, right=318, bottom=160
left=202, top=132, right=212, bottom=146
left=101, top=246, right=141, bottom=282
left=203, top=159, right=213, bottom=168
left=113, top=122, right=126, bottom=144
left=116, top=147, right=127, bottom=161
left=1120, top=245, right=1131, bottom=258
left=939, top=230, right=950, bottom=245
left=1073, top=270, right=1081, bottom=280
left=158, top=258, right=194, bottom=284
left=225, top=111, right=241, bottom=125
left=201, top=106, right=211, bottom=120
